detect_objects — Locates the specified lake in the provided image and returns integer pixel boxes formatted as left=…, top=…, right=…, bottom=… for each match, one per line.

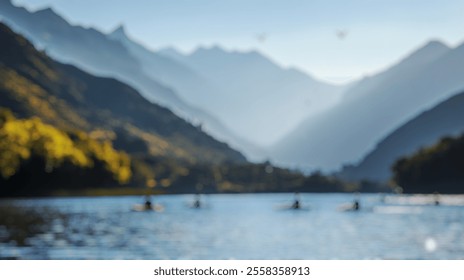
left=1, top=193, right=464, bottom=259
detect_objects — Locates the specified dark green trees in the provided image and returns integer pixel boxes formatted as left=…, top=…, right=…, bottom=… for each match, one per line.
left=392, top=134, right=464, bottom=193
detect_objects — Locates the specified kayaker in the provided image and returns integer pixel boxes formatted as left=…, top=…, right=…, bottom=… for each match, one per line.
left=292, top=192, right=301, bottom=209
left=144, top=195, right=152, bottom=210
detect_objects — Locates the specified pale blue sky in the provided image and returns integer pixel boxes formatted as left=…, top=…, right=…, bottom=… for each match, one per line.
left=13, top=0, right=464, bottom=83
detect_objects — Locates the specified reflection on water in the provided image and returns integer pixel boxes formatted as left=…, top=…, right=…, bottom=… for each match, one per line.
left=0, top=205, right=62, bottom=248
left=1, top=193, right=464, bottom=259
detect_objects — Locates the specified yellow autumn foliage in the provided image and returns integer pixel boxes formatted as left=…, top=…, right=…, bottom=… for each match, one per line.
left=0, top=110, right=131, bottom=183
left=74, top=133, right=132, bottom=183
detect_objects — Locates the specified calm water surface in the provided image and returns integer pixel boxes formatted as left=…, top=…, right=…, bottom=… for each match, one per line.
left=1, top=193, right=464, bottom=259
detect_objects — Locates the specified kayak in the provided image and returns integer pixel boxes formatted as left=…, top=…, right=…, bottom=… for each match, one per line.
left=189, top=203, right=202, bottom=209
left=337, top=203, right=360, bottom=212
left=275, top=204, right=310, bottom=211
left=132, top=204, right=164, bottom=212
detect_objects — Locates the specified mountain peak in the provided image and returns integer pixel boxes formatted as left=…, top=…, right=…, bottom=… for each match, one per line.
left=373, top=39, right=451, bottom=79
left=114, top=24, right=126, bottom=34
left=404, top=39, right=450, bottom=64
left=193, top=45, right=226, bottom=55
left=110, top=24, right=128, bottom=39
left=35, top=7, right=57, bottom=16
left=32, top=6, right=69, bottom=25
left=421, top=39, right=449, bottom=52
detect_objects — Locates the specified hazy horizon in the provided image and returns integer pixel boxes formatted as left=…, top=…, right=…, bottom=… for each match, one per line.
left=12, top=0, right=464, bottom=84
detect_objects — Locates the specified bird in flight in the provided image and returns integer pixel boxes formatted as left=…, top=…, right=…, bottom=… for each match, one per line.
left=255, top=32, right=268, bottom=43
left=336, top=29, right=349, bottom=40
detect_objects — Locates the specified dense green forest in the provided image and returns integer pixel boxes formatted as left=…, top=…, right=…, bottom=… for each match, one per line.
left=392, top=133, right=464, bottom=193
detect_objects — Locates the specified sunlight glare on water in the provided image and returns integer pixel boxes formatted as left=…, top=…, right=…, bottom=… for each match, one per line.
left=425, top=238, right=438, bottom=252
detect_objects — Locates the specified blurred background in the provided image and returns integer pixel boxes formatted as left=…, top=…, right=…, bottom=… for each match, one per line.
left=1, top=0, right=464, bottom=259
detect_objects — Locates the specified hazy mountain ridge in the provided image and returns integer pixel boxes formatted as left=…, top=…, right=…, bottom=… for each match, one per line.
left=160, top=45, right=345, bottom=146
left=109, top=25, right=205, bottom=91
left=0, top=23, right=362, bottom=196
left=109, top=22, right=344, bottom=154
left=5, top=0, right=461, bottom=178
left=0, top=22, right=245, bottom=166
left=271, top=39, right=464, bottom=171
left=107, top=25, right=265, bottom=160
left=0, top=0, right=251, bottom=160
left=0, top=1, right=141, bottom=80
left=339, top=90, right=464, bottom=182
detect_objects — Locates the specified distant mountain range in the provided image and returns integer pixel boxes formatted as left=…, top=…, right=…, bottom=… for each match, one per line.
left=339, top=89, right=464, bottom=182
left=158, top=46, right=344, bottom=146
left=0, top=22, right=245, bottom=166
left=0, top=0, right=343, bottom=160
left=271, top=39, right=464, bottom=172
left=2, top=21, right=362, bottom=195
left=107, top=25, right=264, bottom=159
left=0, top=0, right=255, bottom=159
left=1, top=22, right=361, bottom=195
left=3, top=0, right=463, bottom=182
